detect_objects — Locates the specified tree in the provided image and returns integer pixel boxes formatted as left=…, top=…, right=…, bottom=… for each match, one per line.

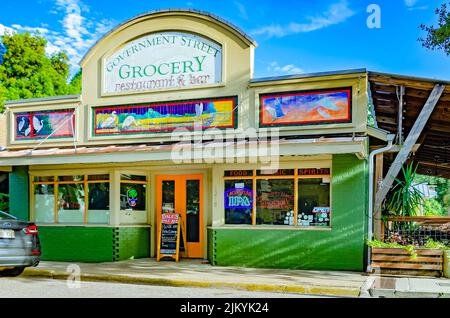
left=0, top=32, right=80, bottom=111
left=68, top=70, right=82, bottom=95
left=419, top=1, right=450, bottom=55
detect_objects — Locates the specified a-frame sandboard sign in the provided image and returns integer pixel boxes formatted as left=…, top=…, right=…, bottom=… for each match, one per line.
left=157, top=213, right=187, bottom=262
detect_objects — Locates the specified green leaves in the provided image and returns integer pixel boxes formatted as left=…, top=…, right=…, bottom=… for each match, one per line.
left=0, top=32, right=81, bottom=111
left=419, top=2, right=450, bottom=55
left=0, top=193, right=9, bottom=213
left=386, top=163, right=424, bottom=217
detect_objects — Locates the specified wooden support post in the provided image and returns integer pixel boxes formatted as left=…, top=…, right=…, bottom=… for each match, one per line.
left=374, top=153, right=384, bottom=240
left=375, top=84, right=446, bottom=214
left=397, top=85, right=405, bottom=145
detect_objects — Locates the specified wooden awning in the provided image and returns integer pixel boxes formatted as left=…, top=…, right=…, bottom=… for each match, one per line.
left=369, top=71, right=450, bottom=178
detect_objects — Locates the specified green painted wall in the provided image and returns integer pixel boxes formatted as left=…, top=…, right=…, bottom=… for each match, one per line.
left=209, top=154, right=368, bottom=271
left=114, top=227, right=150, bottom=261
left=39, top=227, right=114, bottom=262
left=39, top=226, right=151, bottom=262
left=9, top=166, right=29, bottom=220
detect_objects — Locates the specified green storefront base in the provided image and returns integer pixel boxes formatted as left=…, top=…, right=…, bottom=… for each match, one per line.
left=38, top=226, right=150, bottom=262
left=208, top=154, right=369, bottom=271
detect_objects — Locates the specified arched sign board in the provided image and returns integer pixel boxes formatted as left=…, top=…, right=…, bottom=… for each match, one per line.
left=103, top=31, right=223, bottom=95
left=157, top=213, right=187, bottom=262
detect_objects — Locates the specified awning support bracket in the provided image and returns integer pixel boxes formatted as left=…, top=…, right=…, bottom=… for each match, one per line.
left=374, top=83, right=446, bottom=213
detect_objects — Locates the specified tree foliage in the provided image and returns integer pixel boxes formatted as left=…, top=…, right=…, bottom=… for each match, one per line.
left=0, top=32, right=81, bottom=111
left=419, top=1, right=450, bottom=55
left=414, top=174, right=450, bottom=215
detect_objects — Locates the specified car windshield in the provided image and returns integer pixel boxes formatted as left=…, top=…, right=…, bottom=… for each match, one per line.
left=0, top=211, right=15, bottom=220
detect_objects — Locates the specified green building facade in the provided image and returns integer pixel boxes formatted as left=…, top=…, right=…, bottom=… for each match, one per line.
left=0, top=10, right=377, bottom=271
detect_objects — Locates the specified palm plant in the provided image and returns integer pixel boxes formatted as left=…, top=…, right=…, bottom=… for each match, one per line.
left=384, top=163, right=424, bottom=234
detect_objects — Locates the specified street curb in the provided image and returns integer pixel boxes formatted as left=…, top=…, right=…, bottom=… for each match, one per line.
left=22, top=268, right=361, bottom=297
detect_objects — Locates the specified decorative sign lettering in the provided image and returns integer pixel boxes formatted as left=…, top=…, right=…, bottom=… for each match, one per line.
left=224, top=170, right=253, bottom=177
left=298, top=168, right=330, bottom=176
left=257, top=192, right=294, bottom=210
left=93, top=96, right=237, bottom=136
left=257, top=169, right=295, bottom=176
left=260, top=88, right=352, bottom=127
left=103, top=32, right=222, bottom=94
left=15, top=110, right=75, bottom=140
left=312, top=207, right=330, bottom=226
left=224, top=188, right=253, bottom=209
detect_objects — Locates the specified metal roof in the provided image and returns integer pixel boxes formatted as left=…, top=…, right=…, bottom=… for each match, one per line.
left=80, top=8, right=257, bottom=66
left=250, top=68, right=367, bottom=84
left=5, top=95, right=81, bottom=106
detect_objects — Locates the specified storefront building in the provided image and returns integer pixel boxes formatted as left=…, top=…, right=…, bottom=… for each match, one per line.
left=0, top=10, right=374, bottom=270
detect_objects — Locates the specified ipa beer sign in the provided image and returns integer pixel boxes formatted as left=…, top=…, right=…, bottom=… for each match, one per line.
left=103, top=32, right=222, bottom=94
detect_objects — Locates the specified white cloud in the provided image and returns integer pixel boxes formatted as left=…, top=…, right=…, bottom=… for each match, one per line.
left=251, top=0, right=355, bottom=38
left=11, top=24, right=50, bottom=35
left=234, top=1, right=248, bottom=20
left=0, top=24, right=16, bottom=36
left=267, top=61, right=304, bottom=75
left=0, top=0, right=115, bottom=75
left=404, top=0, right=427, bottom=10
left=404, top=0, right=419, bottom=7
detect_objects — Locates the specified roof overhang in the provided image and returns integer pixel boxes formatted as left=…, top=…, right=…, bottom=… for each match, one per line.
left=0, top=137, right=368, bottom=166
left=368, top=71, right=450, bottom=178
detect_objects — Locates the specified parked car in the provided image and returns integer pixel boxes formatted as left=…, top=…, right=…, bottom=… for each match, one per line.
left=0, top=210, right=40, bottom=277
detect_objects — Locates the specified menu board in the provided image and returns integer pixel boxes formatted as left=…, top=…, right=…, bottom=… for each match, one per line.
left=157, top=213, right=186, bottom=262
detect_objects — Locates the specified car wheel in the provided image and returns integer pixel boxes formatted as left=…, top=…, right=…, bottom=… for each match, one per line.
left=0, top=267, right=25, bottom=277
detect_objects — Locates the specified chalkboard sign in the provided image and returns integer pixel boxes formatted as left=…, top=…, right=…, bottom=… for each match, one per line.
left=157, top=213, right=187, bottom=262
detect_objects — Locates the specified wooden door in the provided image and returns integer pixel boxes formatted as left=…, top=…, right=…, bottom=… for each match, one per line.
left=156, top=174, right=203, bottom=258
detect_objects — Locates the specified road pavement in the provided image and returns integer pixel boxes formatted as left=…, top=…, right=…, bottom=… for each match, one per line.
left=0, top=277, right=327, bottom=298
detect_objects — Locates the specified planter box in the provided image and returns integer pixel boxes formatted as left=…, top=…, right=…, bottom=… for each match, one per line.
left=371, top=247, right=443, bottom=277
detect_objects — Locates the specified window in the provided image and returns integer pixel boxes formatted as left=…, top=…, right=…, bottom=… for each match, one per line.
left=88, top=182, right=110, bottom=224
left=224, top=179, right=253, bottom=225
left=256, top=179, right=294, bottom=225
left=34, top=184, right=54, bottom=223
left=298, top=178, right=330, bottom=227
left=58, top=183, right=85, bottom=224
left=224, top=168, right=331, bottom=227
left=119, top=174, right=147, bottom=225
left=32, top=174, right=110, bottom=224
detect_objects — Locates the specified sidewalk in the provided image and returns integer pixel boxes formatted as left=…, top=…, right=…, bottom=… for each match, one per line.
left=369, top=276, right=450, bottom=298
left=22, top=259, right=450, bottom=298
left=22, top=259, right=366, bottom=297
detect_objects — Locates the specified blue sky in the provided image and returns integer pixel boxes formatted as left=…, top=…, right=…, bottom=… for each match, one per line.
left=0, top=0, right=449, bottom=80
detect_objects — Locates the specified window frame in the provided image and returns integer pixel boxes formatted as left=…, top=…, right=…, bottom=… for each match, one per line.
left=32, top=174, right=111, bottom=225
left=117, top=172, right=149, bottom=225
left=223, top=168, right=331, bottom=228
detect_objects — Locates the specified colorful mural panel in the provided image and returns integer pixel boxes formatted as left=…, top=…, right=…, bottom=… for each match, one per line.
left=15, top=110, right=75, bottom=140
left=259, top=88, right=352, bottom=127
left=93, top=97, right=237, bottom=136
